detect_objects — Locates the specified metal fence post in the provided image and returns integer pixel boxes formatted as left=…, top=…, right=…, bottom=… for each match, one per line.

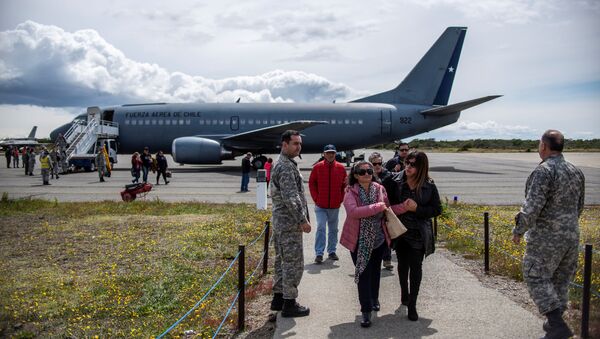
left=484, top=212, right=490, bottom=274
left=238, top=245, right=245, bottom=332
left=581, top=244, right=592, bottom=339
left=263, top=221, right=270, bottom=275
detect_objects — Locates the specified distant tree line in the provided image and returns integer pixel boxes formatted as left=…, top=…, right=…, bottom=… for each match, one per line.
left=378, top=138, right=600, bottom=152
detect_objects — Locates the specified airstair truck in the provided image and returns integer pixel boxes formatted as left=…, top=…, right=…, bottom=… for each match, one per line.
left=63, top=107, right=119, bottom=172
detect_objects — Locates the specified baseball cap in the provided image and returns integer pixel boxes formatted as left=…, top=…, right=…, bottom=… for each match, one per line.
left=323, top=144, right=337, bottom=152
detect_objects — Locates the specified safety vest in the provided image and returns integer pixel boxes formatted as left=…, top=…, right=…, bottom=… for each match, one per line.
left=40, top=155, right=52, bottom=169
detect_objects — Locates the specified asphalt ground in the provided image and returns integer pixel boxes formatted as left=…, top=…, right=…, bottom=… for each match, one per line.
left=0, top=151, right=598, bottom=205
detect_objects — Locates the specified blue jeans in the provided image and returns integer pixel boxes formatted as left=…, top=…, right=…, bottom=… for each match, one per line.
left=241, top=172, right=250, bottom=191
left=142, top=166, right=149, bottom=183
left=314, top=206, right=340, bottom=256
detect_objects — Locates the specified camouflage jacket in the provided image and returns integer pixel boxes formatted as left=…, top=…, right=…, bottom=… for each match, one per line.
left=513, top=154, right=585, bottom=244
left=270, top=152, right=308, bottom=230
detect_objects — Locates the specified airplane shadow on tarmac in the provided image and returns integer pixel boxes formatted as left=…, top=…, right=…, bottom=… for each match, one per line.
left=112, top=166, right=246, bottom=177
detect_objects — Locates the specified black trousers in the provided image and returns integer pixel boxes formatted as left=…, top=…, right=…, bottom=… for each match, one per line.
left=395, top=238, right=425, bottom=302
left=156, top=169, right=168, bottom=183
left=351, top=242, right=385, bottom=312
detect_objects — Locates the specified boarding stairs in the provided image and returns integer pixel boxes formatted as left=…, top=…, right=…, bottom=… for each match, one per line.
left=63, top=114, right=119, bottom=161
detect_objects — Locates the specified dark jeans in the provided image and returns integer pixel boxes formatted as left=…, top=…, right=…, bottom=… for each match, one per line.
left=395, top=237, right=425, bottom=301
left=351, top=242, right=385, bottom=312
left=142, top=165, right=150, bottom=183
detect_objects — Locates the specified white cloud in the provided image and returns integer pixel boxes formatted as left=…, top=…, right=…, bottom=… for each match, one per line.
left=0, top=21, right=358, bottom=107
left=416, top=120, right=541, bottom=140
left=0, top=105, right=75, bottom=138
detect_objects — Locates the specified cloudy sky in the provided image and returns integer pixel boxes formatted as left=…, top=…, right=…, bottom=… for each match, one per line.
left=0, top=0, right=598, bottom=140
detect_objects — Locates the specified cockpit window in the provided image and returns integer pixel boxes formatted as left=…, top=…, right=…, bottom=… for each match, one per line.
left=73, top=113, right=87, bottom=124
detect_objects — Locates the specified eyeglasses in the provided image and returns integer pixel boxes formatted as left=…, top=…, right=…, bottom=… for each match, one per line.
left=371, top=162, right=382, bottom=166
left=356, top=168, right=374, bottom=176
left=399, top=148, right=409, bottom=152
left=405, top=161, right=417, bottom=168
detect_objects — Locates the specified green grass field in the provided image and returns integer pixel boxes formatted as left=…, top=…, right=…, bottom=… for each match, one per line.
left=0, top=199, right=271, bottom=338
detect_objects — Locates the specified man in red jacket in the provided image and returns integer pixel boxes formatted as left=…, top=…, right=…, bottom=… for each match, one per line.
left=309, top=144, right=347, bottom=264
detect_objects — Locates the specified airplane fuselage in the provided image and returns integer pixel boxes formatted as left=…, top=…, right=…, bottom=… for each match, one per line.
left=111, top=102, right=459, bottom=154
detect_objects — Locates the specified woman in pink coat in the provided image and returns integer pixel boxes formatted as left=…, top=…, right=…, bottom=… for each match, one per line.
left=340, top=160, right=405, bottom=328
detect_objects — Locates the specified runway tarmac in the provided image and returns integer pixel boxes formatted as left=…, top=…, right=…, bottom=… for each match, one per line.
left=0, top=151, right=598, bottom=204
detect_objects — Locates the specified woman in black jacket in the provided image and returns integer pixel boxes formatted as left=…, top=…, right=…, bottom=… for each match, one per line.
left=394, top=151, right=441, bottom=321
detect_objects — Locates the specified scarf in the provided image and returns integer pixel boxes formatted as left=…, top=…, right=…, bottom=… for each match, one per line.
left=354, top=183, right=379, bottom=283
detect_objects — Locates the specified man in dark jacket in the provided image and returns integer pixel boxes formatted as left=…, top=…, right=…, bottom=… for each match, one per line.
left=140, top=147, right=152, bottom=183
left=385, top=142, right=410, bottom=172
left=240, top=152, right=252, bottom=192
left=309, top=144, right=347, bottom=263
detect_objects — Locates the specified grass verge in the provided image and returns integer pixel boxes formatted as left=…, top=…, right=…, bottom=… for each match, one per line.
left=0, top=199, right=272, bottom=338
left=438, top=204, right=600, bottom=337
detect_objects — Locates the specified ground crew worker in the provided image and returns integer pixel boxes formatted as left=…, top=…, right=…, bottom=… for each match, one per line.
left=102, top=144, right=112, bottom=177
left=23, top=147, right=29, bottom=175
left=39, top=150, right=52, bottom=185
left=50, top=148, right=60, bottom=179
left=512, top=129, right=585, bottom=339
left=95, top=150, right=106, bottom=182
left=27, top=148, right=36, bottom=176
left=5, top=146, right=12, bottom=168
left=309, top=144, right=347, bottom=264
left=269, top=130, right=312, bottom=318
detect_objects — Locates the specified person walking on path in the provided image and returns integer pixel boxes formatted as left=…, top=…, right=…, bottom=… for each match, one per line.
left=309, top=144, right=347, bottom=264
left=512, top=130, right=585, bottom=339
left=385, top=142, right=410, bottom=172
left=269, top=130, right=312, bottom=318
left=156, top=150, right=169, bottom=185
left=340, top=160, right=405, bottom=328
left=393, top=151, right=442, bottom=321
left=39, top=149, right=53, bottom=185
left=369, top=152, right=398, bottom=271
left=240, top=152, right=252, bottom=192
left=140, top=147, right=152, bottom=183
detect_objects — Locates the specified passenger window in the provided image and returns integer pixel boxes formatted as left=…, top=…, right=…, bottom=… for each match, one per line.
left=165, top=120, right=171, bottom=125
left=199, top=119, right=204, bottom=125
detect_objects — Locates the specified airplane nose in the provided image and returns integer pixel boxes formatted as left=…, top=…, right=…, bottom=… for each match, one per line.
left=50, top=123, right=71, bottom=142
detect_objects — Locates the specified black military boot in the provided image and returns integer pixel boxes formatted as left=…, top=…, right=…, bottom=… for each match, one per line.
left=270, top=293, right=284, bottom=311
left=541, top=308, right=573, bottom=339
left=281, top=298, right=310, bottom=318
left=360, top=311, right=372, bottom=328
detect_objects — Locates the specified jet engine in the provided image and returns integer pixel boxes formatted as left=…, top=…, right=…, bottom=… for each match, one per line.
left=172, top=137, right=226, bottom=164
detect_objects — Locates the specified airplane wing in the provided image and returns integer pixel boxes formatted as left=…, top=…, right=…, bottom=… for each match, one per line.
left=222, top=120, right=327, bottom=149
left=420, top=95, right=502, bottom=116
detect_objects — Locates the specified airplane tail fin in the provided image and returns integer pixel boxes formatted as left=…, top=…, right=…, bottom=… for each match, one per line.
left=351, top=27, right=467, bottom=106
left=28, top=126, right=37, bottom=139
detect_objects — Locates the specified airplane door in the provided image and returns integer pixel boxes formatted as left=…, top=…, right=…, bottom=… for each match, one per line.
left=381, top=110, right=391, bottom=136
left=230, top=116, right=239, bottom=131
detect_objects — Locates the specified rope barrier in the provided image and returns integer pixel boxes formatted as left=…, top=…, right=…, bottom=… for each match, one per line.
left=156, top=250, right=242, bottom=339
left=438, top=221, right=599, bottom=297
left=212, top=290, right=242, bottom=339
left=158, top=222, right=271, bottom=338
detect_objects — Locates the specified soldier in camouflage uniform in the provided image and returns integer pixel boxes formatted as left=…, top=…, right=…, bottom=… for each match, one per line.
left=269, top=130, right=312, bottom=318
left=513, top=130, right=585, bottom=339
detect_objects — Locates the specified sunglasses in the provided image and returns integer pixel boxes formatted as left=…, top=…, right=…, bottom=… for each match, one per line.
left=399, top=148, right=409, bottom=152
left=405, top=161, right=417, bottom=168
left=371, top=162, right=382, bottom=166
left=356, top=168, right=374, bottom=176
